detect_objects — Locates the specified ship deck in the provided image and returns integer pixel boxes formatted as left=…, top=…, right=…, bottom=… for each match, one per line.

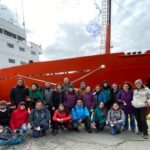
left=1, top=121, right=150, bottom=150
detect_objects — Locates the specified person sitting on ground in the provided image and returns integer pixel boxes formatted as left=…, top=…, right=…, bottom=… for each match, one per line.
left=52, top=103, right=72, bottom=135
left=29, top=101, right=50, bottom=138
left=107, top=102, right=125, bottom=135
left=10, top=102, right=29, bottom=134
left=71, top=99, right=92, bottom=133
left=0, top=101, right=12, bottom=130
left=92, top=102, right=107, bottom=133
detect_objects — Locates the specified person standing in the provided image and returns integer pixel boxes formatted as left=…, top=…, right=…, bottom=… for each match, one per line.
left=117, top=82, right=135, bottom=132
left=10, top=79, right=29, bottom=107
left=132, top=79, right=150, bottom=139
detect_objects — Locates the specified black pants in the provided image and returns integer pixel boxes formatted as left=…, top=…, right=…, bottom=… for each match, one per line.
left=134, top=107, right=148, bottom=135
left=95, top=122, right=105, bottom=131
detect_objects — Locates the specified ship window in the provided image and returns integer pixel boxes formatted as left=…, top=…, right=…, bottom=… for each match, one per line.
left=8, top=58, right=15, bottom=64
left=4, top=30, right=16, bottom=39
left=31, top=51, right=36, bottom=55
left=18, top=36, right=25, bottom=41
left=19, top=47, right=25, bottom=52
left=7, top=43, right=14, bottom=48
left=20, top=61, right=26, bottom=65
left=0, top=28, right=3, bottom=33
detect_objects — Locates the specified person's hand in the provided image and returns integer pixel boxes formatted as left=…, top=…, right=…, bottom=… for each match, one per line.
left=90, top=108, right=94, bottom=112
left=57, top=118, right=61, bottom=122
left=26, top=98, right=31, bottom=101
left=52, top=107, right=55, bottom=111
left=79, top=119, right=82, bottom=124
left=114, top=121, right=117, bottom=124
left=13, top=129, right=16, bottom=132
left=0, top=125, right=3, bottom=129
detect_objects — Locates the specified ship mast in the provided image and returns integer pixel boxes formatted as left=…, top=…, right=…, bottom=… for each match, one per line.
left=100, top=0, right=111, bottom=54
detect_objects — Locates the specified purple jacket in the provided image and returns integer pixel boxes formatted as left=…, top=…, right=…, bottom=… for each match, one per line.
left=116, top=90, right=133, bottom=114
left=64, top=91, right=78, bottom=109
left=81, top=92, right=95, bottom=110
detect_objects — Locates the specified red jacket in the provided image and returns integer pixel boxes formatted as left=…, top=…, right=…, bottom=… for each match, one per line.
left=53, top=110, right=71, bottom=123
left=10, top=105, right=29, bottom=130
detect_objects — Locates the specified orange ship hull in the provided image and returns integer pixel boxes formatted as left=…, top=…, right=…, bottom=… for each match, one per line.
left=0, top=51, right=150, bottom=101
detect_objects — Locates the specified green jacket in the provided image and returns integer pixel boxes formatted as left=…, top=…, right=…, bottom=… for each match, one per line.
left=29, top=87, right=44, bottom=102
left=92, top=107, right=106, bottom=125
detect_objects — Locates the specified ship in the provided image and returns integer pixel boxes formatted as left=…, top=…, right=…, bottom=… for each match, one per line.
left=0, top=0, right=150, bottom=102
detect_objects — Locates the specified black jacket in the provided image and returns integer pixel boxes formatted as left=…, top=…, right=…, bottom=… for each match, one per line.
left=0, top=108, right=12, bottom=126
left=10, top=85, right=29, bottom=106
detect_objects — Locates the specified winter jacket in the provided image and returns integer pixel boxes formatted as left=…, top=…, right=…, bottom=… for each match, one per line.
left=53, top=110, right=71, bottom=123
left=53, top=91, right=65, bottom=109
left=71, top=104, right=90, bottom=121
left=43, top=88, right=54, bottom=106
left=64, top=91, right=78, bottom=109
left=29, top=87, right=44, bottom=103
left=81, top=92, right=95, bottom=110
left=10, top=105, right=29, bottom=130
left=10, top=85, right=29, bottom=106
left=95, top=91, right=107, bottom=106
left=132, top=88, right=150, bottom=108
left=117, top=90, right=133, bottom=114
left=92, top=108, right=106, bottom=125
left=29, top=108, right=50, bottom=128
left=107, top=109, right=125, bottom=125
left=102, top=88, right=112, bottom=103
left=0, top=108, right=12, bottom=126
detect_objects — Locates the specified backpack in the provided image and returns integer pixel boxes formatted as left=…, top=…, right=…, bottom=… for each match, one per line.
left=0, top=127, right=25, bottom=146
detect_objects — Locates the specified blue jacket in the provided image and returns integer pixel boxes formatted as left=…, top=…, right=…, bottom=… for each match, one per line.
left=97, top=91, right=107, bottom=105
left=71, top=104, right=90, bottom=121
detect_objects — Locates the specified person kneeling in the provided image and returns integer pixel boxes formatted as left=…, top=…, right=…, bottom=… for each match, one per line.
left=92, top=102, right=107, bottom=133
left=29, top=101, right=50, bottom=138
left=107, top=102, right=125, bottom=135
left=52, top=103, right=72, bottom=135
left=71, top=99, right=92, bottom=133
left=10, top=102, right=29, bottom=134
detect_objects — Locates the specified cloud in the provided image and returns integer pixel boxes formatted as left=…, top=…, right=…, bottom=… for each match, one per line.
left=41, top=23, right=99, bottom=60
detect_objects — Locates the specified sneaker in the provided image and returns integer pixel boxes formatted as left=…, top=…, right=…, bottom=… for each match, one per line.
left=137, top=132, right=142, bottom=135
left=131, top=129, right=135, bottom=133
left=74, top=128, right=80, bottom=132
left=143, top=134, right=149, bottom=139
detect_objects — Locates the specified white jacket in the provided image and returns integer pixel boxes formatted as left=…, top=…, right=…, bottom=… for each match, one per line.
left=132, top=88, right=150, bottom=108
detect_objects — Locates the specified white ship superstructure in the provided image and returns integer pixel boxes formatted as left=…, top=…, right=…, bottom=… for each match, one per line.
left=0, top=5, right=42, bottom=69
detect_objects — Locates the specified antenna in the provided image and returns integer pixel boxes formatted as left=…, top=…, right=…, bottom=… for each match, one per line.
left=21, top=0, right=26, bottom=37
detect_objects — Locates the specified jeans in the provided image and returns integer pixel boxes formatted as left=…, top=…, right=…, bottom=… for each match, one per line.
left=124, top=113, right=135, bottom=130
left=110, top=124, right=122, bottom=135
left=17, top=124, right=28, bottom=134
left=32, top=122, right=49, bottom=138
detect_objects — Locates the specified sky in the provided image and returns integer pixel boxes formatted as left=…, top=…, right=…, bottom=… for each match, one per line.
left=0, top=0, right=150, bottom=61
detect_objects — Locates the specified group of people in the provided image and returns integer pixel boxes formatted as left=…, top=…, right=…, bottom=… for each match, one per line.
left=0, top=77, right=150, bottom=139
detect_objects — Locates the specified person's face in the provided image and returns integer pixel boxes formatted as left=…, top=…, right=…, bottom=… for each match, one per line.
left=99, top=102, right=104, bottom=108
left=68, top=87, right=73, bottom=92
left=59, top=105, right=64, bottom=111
left=45, top=82, right=51, bottom=88
left=20, top=105, right=25, bottom=110
left=123, top=84, right=129, bottom=91
left=135, top=83, right=142, bottom=89
left=77, top=100, right=83, bottom=106
left=113, top=103, right=119, bottom=110
left=103, top=83, right=108, bottom=87
left=112, top=84, right=117, bottom=90
left=57, top=85, right=63, bottom=91
left=86, top=86, right=91, bottom=93
left=0, top=105, right=6, bottom=110
left=80, top=83, right=86, bottom=89
left=35, top=102, right=43, bottom=110
left=31, top=85, right=37, bottom=90
left=64, top=78, right=69, bottom=84
left=95, top=86, right=100, bottom=92
left=17, top=80, right=24, bottom=86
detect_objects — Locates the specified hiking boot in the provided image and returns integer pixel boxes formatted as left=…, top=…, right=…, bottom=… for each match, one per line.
left=52, top=130, right=58, bottom=136
left=86, top=128, right=92, bottom=133
left=143, top=134, right=149, bottom=139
